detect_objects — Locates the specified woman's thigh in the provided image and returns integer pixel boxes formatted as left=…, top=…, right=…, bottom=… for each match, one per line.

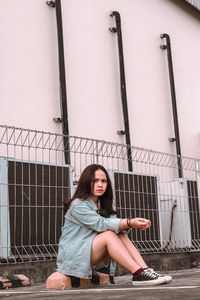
left=91, top=232, right=109, bottom=266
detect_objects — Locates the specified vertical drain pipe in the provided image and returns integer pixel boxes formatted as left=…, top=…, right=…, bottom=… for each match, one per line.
left=160, top=33, right=183, bottom=178
left=110, top=11, right=133, bottom=172
left=46, top=0, right=70, bottom=165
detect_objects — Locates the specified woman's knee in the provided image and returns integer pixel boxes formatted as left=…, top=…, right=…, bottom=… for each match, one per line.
left=99, top=230, right=118, bottom=241
left=93, top=231, right=119, bottom=248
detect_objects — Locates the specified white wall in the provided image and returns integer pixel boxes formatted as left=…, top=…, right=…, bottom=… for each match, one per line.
left=0, top=0, right=60, bottom=132
left=0, top=0, right=200, bottom=159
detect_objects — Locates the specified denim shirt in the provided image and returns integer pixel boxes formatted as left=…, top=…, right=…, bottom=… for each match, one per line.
left=57, top=198, right=121, bottom=279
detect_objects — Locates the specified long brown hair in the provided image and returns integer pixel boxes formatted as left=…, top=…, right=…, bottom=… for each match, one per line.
left=64, top=164, right=116, bottom=217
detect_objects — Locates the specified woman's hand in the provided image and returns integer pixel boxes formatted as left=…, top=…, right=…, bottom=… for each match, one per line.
left=119, top=217, right=151, bottom=231
left=130, top=218, right=151, bottom=230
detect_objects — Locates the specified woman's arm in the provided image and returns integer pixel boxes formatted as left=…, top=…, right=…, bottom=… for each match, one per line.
left=68, top=200, right=151, bottom=233
left=119, top=218, right=151, bottom=231
left=68, top=200, right=121, bottom=233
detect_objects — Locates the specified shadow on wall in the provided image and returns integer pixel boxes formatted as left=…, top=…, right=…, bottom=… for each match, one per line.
left=167, top=0, right=200, bottom=21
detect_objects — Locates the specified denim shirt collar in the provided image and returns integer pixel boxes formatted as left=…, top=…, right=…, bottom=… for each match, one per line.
left=85, top=197, right=98, bottom=212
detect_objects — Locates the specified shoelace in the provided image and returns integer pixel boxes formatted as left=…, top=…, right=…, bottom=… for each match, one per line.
left=146, top=268, right=160, bottom=277
left=142, top=270, right=158, bottom=279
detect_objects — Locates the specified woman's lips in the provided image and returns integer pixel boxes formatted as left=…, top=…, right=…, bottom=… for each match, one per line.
left=96, top=189, right=103, bottom=192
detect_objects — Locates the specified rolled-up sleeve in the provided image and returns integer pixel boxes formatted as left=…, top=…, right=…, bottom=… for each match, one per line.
left=68, top=201, right=121, bottom=233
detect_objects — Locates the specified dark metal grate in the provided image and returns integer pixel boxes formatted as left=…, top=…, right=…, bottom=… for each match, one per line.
left=8, top=161, right=70, bottom=257
left=187, top=180, right=200, bottom=242
left=114, top=172, right=160, bottom=250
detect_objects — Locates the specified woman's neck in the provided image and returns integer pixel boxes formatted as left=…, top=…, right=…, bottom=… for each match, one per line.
left=90, top=195, right=98, bottom=207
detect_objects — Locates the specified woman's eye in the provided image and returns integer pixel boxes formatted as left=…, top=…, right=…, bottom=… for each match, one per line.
left=93, top=179, right=107, bottom=183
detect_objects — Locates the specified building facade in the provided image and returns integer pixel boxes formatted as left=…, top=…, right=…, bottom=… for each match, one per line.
left=0, top=0, right=200, bottom=158
left=0, top=0, right=200, bottom=264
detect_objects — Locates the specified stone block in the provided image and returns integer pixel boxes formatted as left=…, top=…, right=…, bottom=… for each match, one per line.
left=0, top=274, right=30, bottom=289
left=46, top=272, right=72, bottom=289
left=46, top=270, right=111, bottom=289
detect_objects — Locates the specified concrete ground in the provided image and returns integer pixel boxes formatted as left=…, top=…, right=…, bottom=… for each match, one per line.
left=0, top=269, right=200, bottom=300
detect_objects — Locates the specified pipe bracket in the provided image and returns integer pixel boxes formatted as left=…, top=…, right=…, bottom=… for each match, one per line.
left=117, top=130, right=126, bottom=135
left=46, top=1, right=55, bottom=8
left=168, top=137, right=176, bottom=142
left=53, top=118, right=62, bottom=123
left=109, top=27, right=117, bottom=33
left=160, top=45, right=167, bottom=50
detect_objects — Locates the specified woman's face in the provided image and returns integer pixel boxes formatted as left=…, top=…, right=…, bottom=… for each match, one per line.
left=90, top=169, right=107, bottom=201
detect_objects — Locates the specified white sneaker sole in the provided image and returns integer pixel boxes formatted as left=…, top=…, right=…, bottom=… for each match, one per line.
left=132, top=277, right=167, bottom=286
left=162, top=275, right=172, bottom=283
left=147, top=269, right=172, bottom=284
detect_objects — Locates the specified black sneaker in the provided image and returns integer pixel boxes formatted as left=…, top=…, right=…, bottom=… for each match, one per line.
left=146, top=268, right=172, bottom=283
left=132, top=269, right=166, bottom=286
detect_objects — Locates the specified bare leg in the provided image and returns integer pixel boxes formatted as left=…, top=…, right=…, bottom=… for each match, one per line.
left=118, top=233, right=148, bottom=269
left=91, top=231, right=141, bottom=273
left=103, top=252, right=111, bottom=266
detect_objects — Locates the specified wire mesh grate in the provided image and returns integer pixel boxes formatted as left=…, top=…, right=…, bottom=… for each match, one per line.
left=0, top=125, right=200, bottom=263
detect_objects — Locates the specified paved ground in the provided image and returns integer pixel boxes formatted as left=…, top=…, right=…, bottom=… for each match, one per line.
left=0, top=269, right=200, bottom=300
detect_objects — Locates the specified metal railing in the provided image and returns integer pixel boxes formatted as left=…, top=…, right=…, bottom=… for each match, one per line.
left=0, top=125, right=200, bottom=264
